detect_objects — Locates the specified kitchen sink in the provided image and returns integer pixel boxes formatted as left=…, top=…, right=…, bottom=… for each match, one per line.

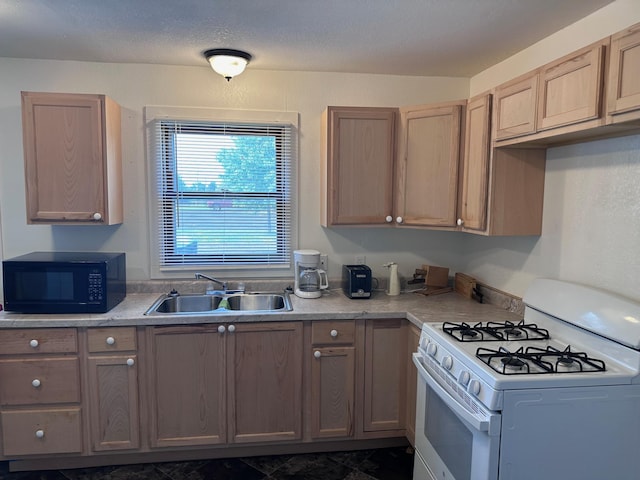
left=144, top=291, right=293, bottom=315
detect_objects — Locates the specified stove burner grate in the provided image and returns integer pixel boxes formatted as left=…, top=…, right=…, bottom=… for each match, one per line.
left=443, top=320, right=550, bottom=342
left=476, top=345, right=606, bottom=375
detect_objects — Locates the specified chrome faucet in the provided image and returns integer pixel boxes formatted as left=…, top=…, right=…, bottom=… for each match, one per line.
left=195, top=273, right=227, bottom=293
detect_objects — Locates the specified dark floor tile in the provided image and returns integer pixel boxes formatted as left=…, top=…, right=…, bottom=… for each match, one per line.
left=240, top=455, right=293, bottom=475
left=327, top=450, right=375, bottom=469
left=0, top=464, right=68, bottom=480
left=356, top=448, right=414, bottom=480
left=343, top=471, right=377, bottom=480
left=188, top=458, right=267, bottom=480
left=61, top=463, right=170, bottom=480
left=153, top=460, right=210, bottom=479
left=268, top=453, right=353, bottom=480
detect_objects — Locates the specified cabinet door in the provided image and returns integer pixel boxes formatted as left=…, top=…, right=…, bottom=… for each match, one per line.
left=148, top=325, right=226, bottom=447
left=608, top=22, right=640, bottom=120
left=405, top=324, right=421, bottom=446
left=227, top=322, right=303, bottom=443
left=310, top=346, right=355, bottom=439
left=459, top=94, right=492, bottom=232
left=362, top=319, right=406, bottom=434
left=321, top=107, right=396, bottom=226
left=396, top=104, right=462, bottom=227
left=20, top=91, right=122, bottom=225
left=537, top=41, right=606, bottom=131
left=87, top=355, right=139, bottom=451
left=494, top=73, right=538, bottom=140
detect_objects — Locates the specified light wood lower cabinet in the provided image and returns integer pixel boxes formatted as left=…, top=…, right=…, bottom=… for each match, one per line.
left=147, top=321, right=303, bottom=448
left=147, top=325, right=226, bottom=447
left=86, top=327, right=139, bottom=452
left=309, top=320, right=356, bottom=439
left=0, top=328, right=82, bottom=457
left=362, top=319, right=406, bottom=435
left=227, top=322, right=303, bottom=443
left=405, top=324, right=421, bottom=446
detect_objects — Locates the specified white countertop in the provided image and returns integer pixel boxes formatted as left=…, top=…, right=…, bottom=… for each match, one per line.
left=0, top=288, right=521, bottom=328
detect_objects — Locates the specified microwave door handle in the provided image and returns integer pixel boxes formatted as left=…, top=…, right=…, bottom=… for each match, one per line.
left=413, top=353, right=499, bottom=435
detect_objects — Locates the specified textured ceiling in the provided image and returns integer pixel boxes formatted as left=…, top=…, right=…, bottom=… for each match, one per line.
left=0, top=0, right=615, bottom=77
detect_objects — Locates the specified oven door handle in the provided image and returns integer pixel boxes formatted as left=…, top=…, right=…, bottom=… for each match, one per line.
left=413, top=353, right=500, bottom=435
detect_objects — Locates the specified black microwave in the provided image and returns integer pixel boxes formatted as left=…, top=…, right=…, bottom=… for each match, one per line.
left=2, top=252, right=126, bottom=314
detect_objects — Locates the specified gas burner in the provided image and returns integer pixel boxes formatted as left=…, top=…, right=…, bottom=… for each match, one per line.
left=525, top=345, right=606, bottom=373
left=443, top=320, right=550, bottom=342
left=476, top=346, right=554, bottom=375
left=476, top=345, right=607, bottom=375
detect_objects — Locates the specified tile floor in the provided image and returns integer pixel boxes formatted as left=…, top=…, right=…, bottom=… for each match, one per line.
left=0, top=447, right=414, bottom=480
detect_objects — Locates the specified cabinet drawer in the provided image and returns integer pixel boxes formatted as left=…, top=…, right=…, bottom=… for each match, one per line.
left=0, top=329, right=77, bottom=355
left=311, top=321, right=355, bottom=345
left=0, top=358, right=80, bottom=405
left=1, top=408, right=83, bottom=456
left=88, top=327, right=137, bottom=353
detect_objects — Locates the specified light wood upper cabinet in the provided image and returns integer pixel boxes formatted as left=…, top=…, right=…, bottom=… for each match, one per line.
left=459, top=94, right=492, bottom=232
left=494, top=72, right=538, bottom=140
left=537, top=41, right=606, bottom=131
left=396, top=102, right=463, bottom=227
left=21, top=91, right=123, bottom=225
left=461, top=93, right=546, bottom=236
left=608, top=22, right=640, bottom=122
left=321, top=107, right=396, bottom=226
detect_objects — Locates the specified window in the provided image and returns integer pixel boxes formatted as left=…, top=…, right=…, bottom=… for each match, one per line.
left=146, top=107, right=297, bottom=277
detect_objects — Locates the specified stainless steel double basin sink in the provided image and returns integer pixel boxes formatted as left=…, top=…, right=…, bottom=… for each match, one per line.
left=145, top=291, right=293, bottom=315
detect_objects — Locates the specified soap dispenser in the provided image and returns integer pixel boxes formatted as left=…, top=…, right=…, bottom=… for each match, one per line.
left=384, top=262, right=400, bottom=296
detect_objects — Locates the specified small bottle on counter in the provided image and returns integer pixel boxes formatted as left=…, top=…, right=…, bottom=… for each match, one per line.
left=383, top=262, right=400, bottom=296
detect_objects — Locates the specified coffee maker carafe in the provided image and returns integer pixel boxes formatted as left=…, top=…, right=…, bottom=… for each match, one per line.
left=294, top=250, right=328, bottom=298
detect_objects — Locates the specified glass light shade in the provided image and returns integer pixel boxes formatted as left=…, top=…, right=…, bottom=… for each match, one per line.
left=205, top=49, right=252, bottom=81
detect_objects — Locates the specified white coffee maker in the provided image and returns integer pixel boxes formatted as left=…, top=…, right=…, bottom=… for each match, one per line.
left=293, top=250, right=329, bottom=298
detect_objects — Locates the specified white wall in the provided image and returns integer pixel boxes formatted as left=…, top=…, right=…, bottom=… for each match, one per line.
left=464, top=0, right=640, bottom=301
left=0, top=59, right=469, bottom=284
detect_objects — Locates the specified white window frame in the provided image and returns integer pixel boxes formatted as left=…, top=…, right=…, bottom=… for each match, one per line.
left=145, top=106, right=298, bottom=279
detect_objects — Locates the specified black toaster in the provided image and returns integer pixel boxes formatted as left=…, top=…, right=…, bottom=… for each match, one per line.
left=343, top=265, right=372, bottom=299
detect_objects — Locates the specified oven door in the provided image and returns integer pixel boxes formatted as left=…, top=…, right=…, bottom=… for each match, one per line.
left=413, top=354, right=501, bottom=480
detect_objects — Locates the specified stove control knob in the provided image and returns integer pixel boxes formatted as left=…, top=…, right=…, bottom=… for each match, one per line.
left=458, top=371, right=471, bottom=386
left=426, top=343, right=437, bottom=357
left=468, top=379, right=481, bottom=396
left=441, top=355, right=453, bottom=370
left=419, top=336, right=429, bottom=350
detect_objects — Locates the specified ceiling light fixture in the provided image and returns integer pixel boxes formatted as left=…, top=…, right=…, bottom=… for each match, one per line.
left=204, top=48, right=252, bottom=81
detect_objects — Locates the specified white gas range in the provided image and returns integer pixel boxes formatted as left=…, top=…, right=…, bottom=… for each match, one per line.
left=412, top=278, right=640, bottom=480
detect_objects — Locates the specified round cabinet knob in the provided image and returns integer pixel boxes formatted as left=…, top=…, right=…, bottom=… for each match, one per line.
left=457, top=218, right=464, bottom=226
left=93, top=212, right=103, bottom=221
left=314, top=350, right=322, bottom=359
left=385, top=215, right=393, bottom=223
left=228, top=324, right=236, bottom=333
left=218, top=325, right=226, bottom=334
left=29, top=339, right=39, bottom=348
left=35, top=429, right=45, bottom=439
left=441, top=356, right=453, bottom=370
left=396, top=216, right=403, bottom=224
left=330, top=329, right=338, bottom=338
left=32, top=379, right=41, bottom=388
left=426, top=343, right=438, bottom=357
left=468, top=379, right=481, bottom=396
left=126, top=358, right=135, bottom=366
left=106, top=336, right=115, bottom=345
left=458, top=371, right=471, bottom=386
